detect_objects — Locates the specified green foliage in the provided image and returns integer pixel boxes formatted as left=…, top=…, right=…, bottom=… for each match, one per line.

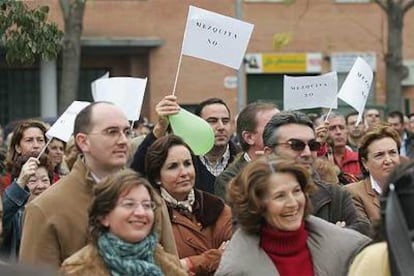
left=0, top=0, right=64, bottom=64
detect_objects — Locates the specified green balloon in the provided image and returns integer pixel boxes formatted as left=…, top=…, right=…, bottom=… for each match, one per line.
left=169, top=108, right=214, bottom=155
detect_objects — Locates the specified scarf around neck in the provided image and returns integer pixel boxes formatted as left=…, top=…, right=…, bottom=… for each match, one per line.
left=161, top=187, right=195, bottom=213
left=97, top=231, right=163, bottom=276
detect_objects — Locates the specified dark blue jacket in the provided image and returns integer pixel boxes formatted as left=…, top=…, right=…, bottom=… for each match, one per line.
left=2, top=180, right=30, bottom=258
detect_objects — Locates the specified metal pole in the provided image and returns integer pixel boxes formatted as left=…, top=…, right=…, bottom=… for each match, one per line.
left=235, top=0, right=246, bottom=112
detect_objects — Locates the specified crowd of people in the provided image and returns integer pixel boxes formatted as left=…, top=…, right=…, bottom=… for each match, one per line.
left=0, top=99, right=413, bottom=275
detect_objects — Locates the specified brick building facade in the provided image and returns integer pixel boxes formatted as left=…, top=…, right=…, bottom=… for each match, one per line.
left=1, top=0, right=413, bottom=125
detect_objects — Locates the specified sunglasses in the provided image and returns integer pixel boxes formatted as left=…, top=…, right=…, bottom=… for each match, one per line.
left=274, top=139, right=321, bottom=152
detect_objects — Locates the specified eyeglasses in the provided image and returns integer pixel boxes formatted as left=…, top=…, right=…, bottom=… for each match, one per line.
left=118, top=200, right=156, bottom=212
left=274, top=139, right=321, bottom=152
left=89, top=127, right=133, bottom=140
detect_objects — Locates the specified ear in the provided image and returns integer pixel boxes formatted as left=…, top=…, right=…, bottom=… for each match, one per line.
left=263, top=146, right=273, bottom=155
left=75, top=133, right=89, bottom=153
left=99, top=215, right=110, bottom=228
left=242, top=130, right=256, bottom=146
left=15, top=144, right=22, bottom=154
left=361, top=158, right=368, bottom=172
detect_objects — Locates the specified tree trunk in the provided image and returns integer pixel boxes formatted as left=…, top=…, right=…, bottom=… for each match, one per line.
left=59, top=0, right=86, bottom=113
left=385, top=2, right=405, bottom=111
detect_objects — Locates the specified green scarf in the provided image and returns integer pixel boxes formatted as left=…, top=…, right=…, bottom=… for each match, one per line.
left=97, top=231, right=163, bottom=276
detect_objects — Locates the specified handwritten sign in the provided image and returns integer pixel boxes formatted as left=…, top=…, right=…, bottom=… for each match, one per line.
left=46, top=101, right=91, bottom=142
left=93, top=77, right=147, bottom=121
left=181, top=5, right=254, bottom=69
left=337, top=57, right=373, bottom=125
left=283, top=72, right=338, bottom=110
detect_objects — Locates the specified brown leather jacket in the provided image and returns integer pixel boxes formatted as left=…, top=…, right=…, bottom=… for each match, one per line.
left=167, top=189, right=233, bottom=275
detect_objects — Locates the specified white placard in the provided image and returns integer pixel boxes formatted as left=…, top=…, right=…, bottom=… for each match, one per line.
left=46, top=101, right=91, bottom=142
left=283, top=72, right=338, bottom=110
left=337, top=57, right=373, bottom=125
left=181, top=5, right=254, bottom=70
left=93, top=77, right=147, bottom=121
left=91, top=72, right=110, bottom=100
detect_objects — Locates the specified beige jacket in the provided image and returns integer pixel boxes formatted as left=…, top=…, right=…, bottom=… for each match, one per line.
left=60, top=243, right=186, bottom=276
left=19, top=158, right=177, bottom=267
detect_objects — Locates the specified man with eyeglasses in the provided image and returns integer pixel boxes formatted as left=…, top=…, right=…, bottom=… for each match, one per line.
left=262, top=111, right=370, bottom=236
left=19, top=102, right=177, bottom=267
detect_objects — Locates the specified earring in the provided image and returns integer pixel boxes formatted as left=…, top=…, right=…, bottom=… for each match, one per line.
left=156, top=181, right=162, bottom=186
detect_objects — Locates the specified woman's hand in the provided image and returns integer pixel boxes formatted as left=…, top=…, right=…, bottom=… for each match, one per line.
left=153, top=95, right=180, bottom=138
left=16, top=157, right=39, bottom=188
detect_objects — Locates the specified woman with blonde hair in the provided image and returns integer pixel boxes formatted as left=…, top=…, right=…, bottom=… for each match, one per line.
left=61, top=169, right=186, bottom=276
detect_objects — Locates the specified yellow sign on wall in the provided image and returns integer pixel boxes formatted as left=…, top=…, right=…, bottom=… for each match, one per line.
left=245, top=53, right=322, bottom=74
left=262, top=53, right=307, bottom=73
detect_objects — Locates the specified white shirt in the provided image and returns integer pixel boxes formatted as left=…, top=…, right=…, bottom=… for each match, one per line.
left=370, top=175, right=382, bottom=195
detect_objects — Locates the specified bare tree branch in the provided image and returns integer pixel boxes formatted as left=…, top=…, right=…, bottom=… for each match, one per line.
left=403, top=0, right=414, bottom=13
left=373, top=0, right=388, bottom=11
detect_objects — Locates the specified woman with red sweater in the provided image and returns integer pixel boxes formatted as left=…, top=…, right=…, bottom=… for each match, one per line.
left=216, top=157, right=371, bottom=276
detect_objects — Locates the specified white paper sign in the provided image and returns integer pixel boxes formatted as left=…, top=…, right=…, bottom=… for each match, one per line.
left=283, top=72, right=338, bottom=111
left=93, top=77, right=147, bottom=121
left=337, top=57, right=373, bottom=125
left=46, top=101, right=91, bottom=142
left=181, top=5, right=254, bottom=69
left=91, top=72, right=110, bottom=100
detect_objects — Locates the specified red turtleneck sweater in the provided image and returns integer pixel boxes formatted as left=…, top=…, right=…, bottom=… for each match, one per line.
left=260, top=222, right=314, bottom=276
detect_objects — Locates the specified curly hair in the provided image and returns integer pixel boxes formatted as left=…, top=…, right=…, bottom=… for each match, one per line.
left=227, top=156, right=315, bottom=235
left=88, top=169, right=160, bottom=244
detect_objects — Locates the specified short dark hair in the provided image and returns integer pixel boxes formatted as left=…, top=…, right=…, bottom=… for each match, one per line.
left=228, top=156, right=315, bottom=235
left=145, top=135, right=196, bottom=186
left=345, top=111, right=363, bottom=125
left=262, top=111, right=314, bottom=148
left=237, top=102, right=278, bottom=152
left=387, top=110, right=404, bottom=124
left=194, top=98, right=231, bottom=118
left=89, top=169, right=159, bottom=243
left=358, top=124, right=401, bottom=177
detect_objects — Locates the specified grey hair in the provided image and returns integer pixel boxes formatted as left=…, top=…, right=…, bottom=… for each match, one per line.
left=262, top=111, right=314, bottom=148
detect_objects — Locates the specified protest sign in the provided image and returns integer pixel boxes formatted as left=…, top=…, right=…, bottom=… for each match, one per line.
left=283, top=72, right=338, bottom=110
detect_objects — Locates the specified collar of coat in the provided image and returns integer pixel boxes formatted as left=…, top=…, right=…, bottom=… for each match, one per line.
left=165, top=189, right=225, bottom=228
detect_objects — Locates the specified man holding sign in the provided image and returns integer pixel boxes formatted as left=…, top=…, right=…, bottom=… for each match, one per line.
left=20, top=102, right=177, bottom=267
left=131, top=96, right=240, bottom=194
